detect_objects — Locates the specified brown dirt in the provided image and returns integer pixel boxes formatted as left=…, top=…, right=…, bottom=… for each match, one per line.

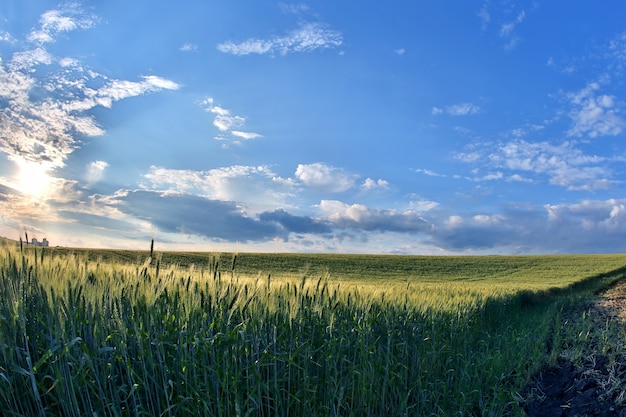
left=522, top=279, right=626, bottom=417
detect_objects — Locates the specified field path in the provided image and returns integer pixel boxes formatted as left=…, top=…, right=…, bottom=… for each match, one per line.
left=596, top=279, right=626, bottom=324
left=522, top=279, right=626, bottom=417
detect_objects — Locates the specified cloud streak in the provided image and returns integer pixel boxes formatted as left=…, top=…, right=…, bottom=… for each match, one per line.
left=432, top=102, right=481, bottom=116
left=217, top=22, right=343, bottom=56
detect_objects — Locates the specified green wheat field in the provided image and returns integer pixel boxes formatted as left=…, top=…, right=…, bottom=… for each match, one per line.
left=1, top=238, right=626, bottom=416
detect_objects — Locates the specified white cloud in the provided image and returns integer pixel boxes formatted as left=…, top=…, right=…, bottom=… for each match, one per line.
left=214, top=114, right=244, bottom=131
left=0, top=31, right=13, bottom=42
left=473, top=214, right=504, bottom=224
left=362, top=178, right=389, bottom=190
left=65, top=76, right=180, bottom=112
left=318, top=200, right=432, bottom=233
left=546, top=199, right=626, bottom=234
left=445, top=215, right=463, bottom=227
left=508, top=174, right=533, bottom=183
left=433, top=102, right=481, bottom=116
left=546, top=57, right=577, bottom=74
left=86, top=160, right=109, bottom=184
left=142, top=75, right=180, bottom=90
left=319, top=200, right=367, bottom=222
left=218, top=39, right=272, bottom=56
left=456, top=139, right=614, bottom=191
left=143, top=165, right=291, bottom=213
left=409, top=199, right=439, bottom=212
left=499, top=10, right=525, bottom=51
left=58, top=57, right=79, bottom=67
left=608, top=32, right=626, bottom=68
left=180, top=43, right=198, bottom=52
left=448, top=102, right=481, bottom=116
left=416, top=168, right=446, bottom=177
left=143, top=163, right=393, bottom=223
left=479, top=171, right=504, bottom=181
left=217, top=22, right=343, bottom=56
left=566, top=82, right=625, bottom=138
left=27, top=4, right=97, bottom=45
left=319, top=200, right=432, bottom=233
left=479, top=2, right=530, bottom=52
left=145, top=164, right=270, bottom=193
left=478, top=2, right=490, bottom=29
left=295, top=163, right=358, bottom=192
left=232, top=131, right=262, bottom=140
left=9, top=48, right=53, bottom=70
left=202, top=98, right=262, bottom=143
left=499, top=22, right=515, bottom=38
left=0, top=4, right=180, bottom=173
left=279, top=3, right=310, bottom=15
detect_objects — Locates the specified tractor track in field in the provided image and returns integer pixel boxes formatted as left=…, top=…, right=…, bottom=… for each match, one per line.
left=522, top=278, right=626, bottom=417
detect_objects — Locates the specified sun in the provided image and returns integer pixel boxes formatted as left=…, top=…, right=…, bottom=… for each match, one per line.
left=14, top=160, right=54, bottom=199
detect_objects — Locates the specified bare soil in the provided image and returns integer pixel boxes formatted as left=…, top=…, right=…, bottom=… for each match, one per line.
left=522, top=279, right=626, bottom=416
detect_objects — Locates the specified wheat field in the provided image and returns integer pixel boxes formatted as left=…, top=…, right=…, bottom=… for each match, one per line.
left=1, top=240, right=625, bottom=416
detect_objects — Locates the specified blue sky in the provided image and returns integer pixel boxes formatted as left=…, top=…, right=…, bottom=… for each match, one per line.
left=1, top=1, right=626, bottom=254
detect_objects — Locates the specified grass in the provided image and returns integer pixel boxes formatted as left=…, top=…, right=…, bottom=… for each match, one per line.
left=1, top=239, right=625, bottom=416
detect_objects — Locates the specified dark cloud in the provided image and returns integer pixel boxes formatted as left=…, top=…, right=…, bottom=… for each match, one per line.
left=77, top=187, right=626, bottom=254
left=428, top=201, right=626, bottom=254
left=57, top=210, right=137, bottom=233
left=110, top=191, right=437, bottom=244
left=113, top=190, right=282, bottom=242
left=431, top=221, right=524, bottom=252
left=258, top=209, right=331, bottom=234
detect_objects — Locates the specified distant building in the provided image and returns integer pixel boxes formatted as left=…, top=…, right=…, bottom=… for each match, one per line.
left=30, top=238, right=49, bottom=247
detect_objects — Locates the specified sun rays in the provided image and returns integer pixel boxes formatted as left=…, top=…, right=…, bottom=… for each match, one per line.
left=13, top=159, right=54, bottom=200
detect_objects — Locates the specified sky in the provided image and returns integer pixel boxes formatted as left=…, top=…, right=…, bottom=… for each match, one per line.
left=1, top=1, right=626, bottom=254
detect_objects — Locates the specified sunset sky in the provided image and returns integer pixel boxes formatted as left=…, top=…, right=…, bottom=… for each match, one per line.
left=1, top=1, right=626, bottom=254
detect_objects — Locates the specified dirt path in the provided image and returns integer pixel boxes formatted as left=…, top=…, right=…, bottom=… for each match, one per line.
left=596, top=281, right=626, bottom=324
left=522, top=279, right=626, bottom=416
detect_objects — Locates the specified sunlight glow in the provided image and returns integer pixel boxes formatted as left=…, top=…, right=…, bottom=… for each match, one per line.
left=14, top=160, right=53, bottom=199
